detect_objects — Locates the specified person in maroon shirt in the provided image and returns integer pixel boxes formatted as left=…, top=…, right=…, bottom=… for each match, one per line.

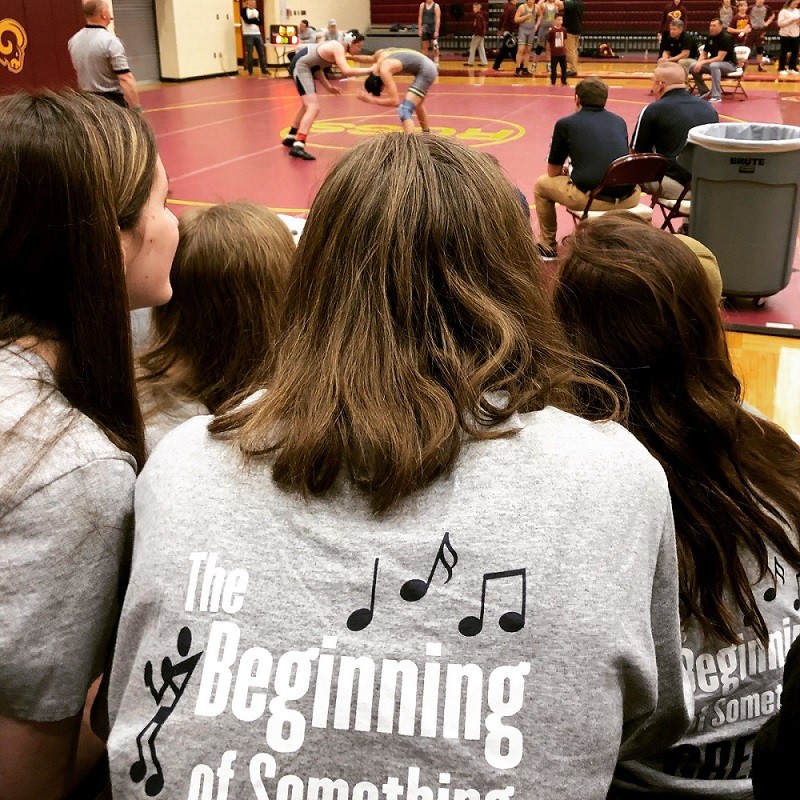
left=547, top=13, right=569, bottom=84
left=492, top=0, right=519, bottom=69
left=466, top=2, right=489, bottom=66
left=659, top=0, right=688, bottom=33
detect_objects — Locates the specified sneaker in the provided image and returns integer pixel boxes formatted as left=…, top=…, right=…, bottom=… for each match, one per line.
left=289, top=145, right=316, bottom=160
left=762, top=55, right=771, bottom=64
left=566, top=70, right=578, bottom=77
left=520, top=68, right=531, bottom=76
left=780, top=69, right=789, bottom=76
left=709, top=97, right=722, bottom=103
left=550, top=80, right=556, bottom=85
left=699, top=91, right=711, bottom=100
left=536, top=243, right=558, bottom=260
left=561, top=81, right=568, bottom=86
left=791, top=69, right=799, bottom=75
left=282, top=136, right=296, bottom=147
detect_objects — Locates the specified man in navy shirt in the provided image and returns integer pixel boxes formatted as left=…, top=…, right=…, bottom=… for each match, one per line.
left=533, top=78, right=637, bottom=259
left=631, top=62, right=719, bottom=198
left=691, top=17, right=737, bottom=102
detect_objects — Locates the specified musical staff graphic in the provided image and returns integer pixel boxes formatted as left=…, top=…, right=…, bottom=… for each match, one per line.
left=347, top=558, right=379, bottom=631
left=400, top=532, right=459, bottom=602
left=458, top=568, right=527, bottom=637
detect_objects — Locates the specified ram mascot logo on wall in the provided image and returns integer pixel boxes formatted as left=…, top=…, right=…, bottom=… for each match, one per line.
left=0, top=18, right=28, bottom=74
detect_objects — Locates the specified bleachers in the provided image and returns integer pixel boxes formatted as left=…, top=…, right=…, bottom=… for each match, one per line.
left=369, top=1, right=767, bottom=36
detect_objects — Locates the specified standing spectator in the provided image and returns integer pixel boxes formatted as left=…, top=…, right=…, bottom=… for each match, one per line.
left=659, top=0, right=688, bottom=34
left=466, top=2, right=489, bottom=66
left=631, top=62, right=719, bottom=199
left=659, top=19, right=700, bottom=72
left=562, top=0, right=584, bottom=75
left=68, top=0, right=140, bottom=110
left=747, top=0, right=776, bottom=69
left=692, top=17, right=737, bottom=103
left=240, top=0, right=269, bottom=76
left=515, top=0, right=538, bottom=75
left=534, top=78, right=638, bottom=259
left=778, top=0, right=800, bottom=74
left=719, top=0, right=736, bottom=27
left=418, top=0, right=441, bottom=60
left=535, top=0, right=562, bottom=73
left=728, top=0, right=752, bottom=37
left=547, top=13, right=569, bottom=84
left=492, top=0, right=519, bottom=69
left=297, top=19, right=316, bottom=43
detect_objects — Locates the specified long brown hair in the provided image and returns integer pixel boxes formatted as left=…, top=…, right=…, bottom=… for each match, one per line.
left=138, top=201, right=294, bottom=414
left=553, top=213, right=800, bottom=645
left=211, top=133, right=619, bottom=513
left=0, top=91, right=156, bottom=469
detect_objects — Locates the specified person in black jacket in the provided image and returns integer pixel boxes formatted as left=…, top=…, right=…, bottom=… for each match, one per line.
left=562, top=0, right=583, bottom=75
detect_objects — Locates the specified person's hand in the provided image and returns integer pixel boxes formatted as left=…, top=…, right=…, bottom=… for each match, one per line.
left=691, top=62, right=701, bottom=72
left=328, top=84, right=342, bottom=95
left=357, top=90, right=371, bottom=102
left=561, top=165, right=569, bottom=176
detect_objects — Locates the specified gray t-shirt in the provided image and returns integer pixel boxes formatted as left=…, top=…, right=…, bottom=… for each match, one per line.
left=107, top=405, right=690, bottom=799
left=68, top=25, right=131, bottom=94
left=0, top=345, right=136, bottom=721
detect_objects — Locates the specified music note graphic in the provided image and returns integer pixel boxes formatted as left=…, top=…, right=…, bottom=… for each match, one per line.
left=400, top=532, right=459, bottom=602
left=130, top=627, right=203, bottom=796
left=763, top=557, right=786, bottom=601
left=794, top=573, right=800, bottom=612
left=347, top=558, right=379, bottom=631
left=458, top=568, right=527, bottom=637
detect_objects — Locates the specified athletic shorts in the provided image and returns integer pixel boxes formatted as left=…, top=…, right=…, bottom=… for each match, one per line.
left=421, top=30, right=434, bottom=42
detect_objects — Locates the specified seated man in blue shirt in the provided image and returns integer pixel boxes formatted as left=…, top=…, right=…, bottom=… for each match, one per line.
left=533, top=78, right=638, bottom=259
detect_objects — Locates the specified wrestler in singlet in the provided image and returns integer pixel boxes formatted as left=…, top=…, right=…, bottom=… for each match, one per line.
left=289, top=42, right=328, bottom=95
left=377, top=47, right=438, bottom=98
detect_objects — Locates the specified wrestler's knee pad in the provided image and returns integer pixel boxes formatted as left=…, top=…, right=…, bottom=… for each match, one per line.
left=398, top=99, right=415, bottom=121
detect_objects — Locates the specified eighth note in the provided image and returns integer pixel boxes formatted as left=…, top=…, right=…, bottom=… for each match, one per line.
left=347, top=558, right=379, bottom=631
left=400, top=532, right=459, bottom=602
left=459, top=568, right=527, bottom=637
left=794, top=573, right=800, bottom=611
left=763, top=556, right=786, bottom=602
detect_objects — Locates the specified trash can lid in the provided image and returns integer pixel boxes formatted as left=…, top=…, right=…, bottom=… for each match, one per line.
left=687, top=122, right=800, bottom=152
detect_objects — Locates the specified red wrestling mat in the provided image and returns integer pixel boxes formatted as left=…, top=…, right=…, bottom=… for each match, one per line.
left=144, top=78, right=797, bottom=332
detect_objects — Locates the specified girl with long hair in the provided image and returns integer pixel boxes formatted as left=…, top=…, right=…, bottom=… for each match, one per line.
left=137, top=201, right=295, bottom=451
left=106, top=133, right=689, bottom=799
left=0, top=91, right=177, bottom=798
left=553, top=213, right=800, bottom=798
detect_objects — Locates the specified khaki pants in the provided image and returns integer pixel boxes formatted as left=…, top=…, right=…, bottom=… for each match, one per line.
left=534, top=173, right=641, bottom=247
left=566, top=34, right=580, bottom=73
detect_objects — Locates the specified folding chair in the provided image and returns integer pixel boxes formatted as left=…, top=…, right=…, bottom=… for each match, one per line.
left=651, top=180, right=691, bottom=233
left=565, top=153, right=670, bottom=226
left=722, top=46, right=750, bottom=100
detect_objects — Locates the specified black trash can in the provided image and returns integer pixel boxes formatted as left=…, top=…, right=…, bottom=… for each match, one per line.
left=678, top=122, right=800, bottom=301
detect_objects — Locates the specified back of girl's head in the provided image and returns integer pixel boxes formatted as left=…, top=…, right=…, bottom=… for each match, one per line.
left=554, top=212, right=800, bottom=646
left=214, top=132, right=617, bottom=512
left=553, top=213, right=729, bottom=398
left=0, top=91, right=156, bottom=466
left=139, top=201, right=294, bottom=412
